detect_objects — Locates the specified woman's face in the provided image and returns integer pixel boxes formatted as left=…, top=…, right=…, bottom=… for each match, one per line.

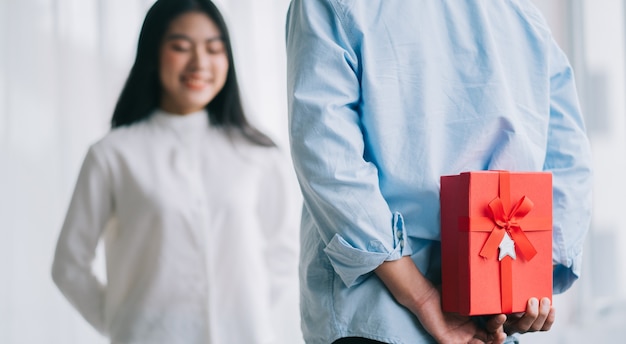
left=159, top=11, right=229, bottom=115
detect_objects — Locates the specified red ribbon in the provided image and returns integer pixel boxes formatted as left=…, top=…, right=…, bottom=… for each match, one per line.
left=500, top=256, right=514, bottom=314
left=486, top=171, right=535, bottom=313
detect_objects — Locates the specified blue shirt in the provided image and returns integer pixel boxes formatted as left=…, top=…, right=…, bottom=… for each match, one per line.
left=286, top=0, right=592, bottom=343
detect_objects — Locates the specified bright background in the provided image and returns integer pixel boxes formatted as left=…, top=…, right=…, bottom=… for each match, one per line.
left=0, top=1, right=624, bottom=343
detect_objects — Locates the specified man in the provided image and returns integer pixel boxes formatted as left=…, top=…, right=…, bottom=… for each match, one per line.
left=286, top=0, right=592, bottom=343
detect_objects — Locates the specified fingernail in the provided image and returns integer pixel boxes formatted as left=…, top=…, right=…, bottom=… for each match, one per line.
left=530, top=298, right=538, bottom=307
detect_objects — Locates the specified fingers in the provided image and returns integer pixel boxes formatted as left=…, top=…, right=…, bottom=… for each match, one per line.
left=488, top=330, right=507, bottom=344
left=528, top=298, right=553, bottom=331
left=521, top=298, right=540, bottom=331
left=482, top=314, right=507, bottom=344
left=541, top=300, right=556, bottom=331
left=484, top=314, right=507, bottom=333
left=505, top=297, right=555, bottom=334
left=469, top=330, right=507, bottom=344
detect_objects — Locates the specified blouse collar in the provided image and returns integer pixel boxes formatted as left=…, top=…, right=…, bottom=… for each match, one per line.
left=152, top=108, right=210, bottom=140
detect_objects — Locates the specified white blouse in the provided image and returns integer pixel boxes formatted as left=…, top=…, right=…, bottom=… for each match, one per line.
left=52, top=109, right=303, bottom=344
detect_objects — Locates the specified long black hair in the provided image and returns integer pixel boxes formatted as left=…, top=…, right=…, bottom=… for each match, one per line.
left=111, top=0, right=274, bottom=147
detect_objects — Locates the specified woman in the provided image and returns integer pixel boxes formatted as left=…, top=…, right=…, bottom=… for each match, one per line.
left=51, top=0, right=302, bottom=343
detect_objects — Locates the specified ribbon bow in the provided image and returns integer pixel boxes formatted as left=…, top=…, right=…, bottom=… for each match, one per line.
left=479, top=195, right=538, bottom=261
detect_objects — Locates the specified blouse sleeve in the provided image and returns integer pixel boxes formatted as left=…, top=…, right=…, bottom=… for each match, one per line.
left=256, top=148, right=303, bottom=343
left=51, top=144, right=113, bottom=335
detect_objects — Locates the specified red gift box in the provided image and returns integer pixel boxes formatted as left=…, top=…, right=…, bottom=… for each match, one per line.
left=440, top=171, right=552, bottom=315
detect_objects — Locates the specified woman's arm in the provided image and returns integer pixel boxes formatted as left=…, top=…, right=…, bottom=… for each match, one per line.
left=51, top=145, right=112, bottom=335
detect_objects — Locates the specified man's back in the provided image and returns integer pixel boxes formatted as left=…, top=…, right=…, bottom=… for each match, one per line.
left=287, top=1, right=592, bottom=343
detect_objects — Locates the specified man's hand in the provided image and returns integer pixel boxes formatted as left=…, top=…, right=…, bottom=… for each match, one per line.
left=503, top=297, right=555, bottom=335
left=375, top=257, right=507, bottom=344
left=481, top=314, right=507, bottom=342
left=416, top=287, right=507, bottom=344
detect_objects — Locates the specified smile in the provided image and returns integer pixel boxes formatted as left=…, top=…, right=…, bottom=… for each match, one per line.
left=182, top=76, right=209, bottom=90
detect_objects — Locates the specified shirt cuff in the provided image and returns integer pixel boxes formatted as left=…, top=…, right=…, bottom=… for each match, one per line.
left=323, top=212, right=411, bottom=287
left=553, top=250, right=582, bottom=294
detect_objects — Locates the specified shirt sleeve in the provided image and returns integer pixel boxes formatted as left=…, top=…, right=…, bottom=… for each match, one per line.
left=51, top=145, right=112, bottom=335
left=256, top=148, right=303, bottom=343
left=544, top=36, right=593, bottom=294
left=286, top=0, right=410, bottom=288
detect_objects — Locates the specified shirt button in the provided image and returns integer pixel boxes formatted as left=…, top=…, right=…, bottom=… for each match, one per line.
left=399, top=239, right=405, bottom=248
left=396, top=231, right=403, bottom=239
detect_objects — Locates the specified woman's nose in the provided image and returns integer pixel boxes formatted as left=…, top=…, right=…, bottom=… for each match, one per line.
left=190, top=47, right=210, bottom=69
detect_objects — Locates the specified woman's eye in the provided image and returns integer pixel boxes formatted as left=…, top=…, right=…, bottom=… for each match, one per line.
left=167, top=39, right=191, bottom=52
left=207, top=41, right=225, bottom=54
left=172, top=44, right=190, bottom=52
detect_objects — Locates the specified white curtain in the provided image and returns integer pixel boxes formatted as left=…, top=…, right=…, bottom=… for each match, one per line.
left=0, top=0, right=290, bottom=343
